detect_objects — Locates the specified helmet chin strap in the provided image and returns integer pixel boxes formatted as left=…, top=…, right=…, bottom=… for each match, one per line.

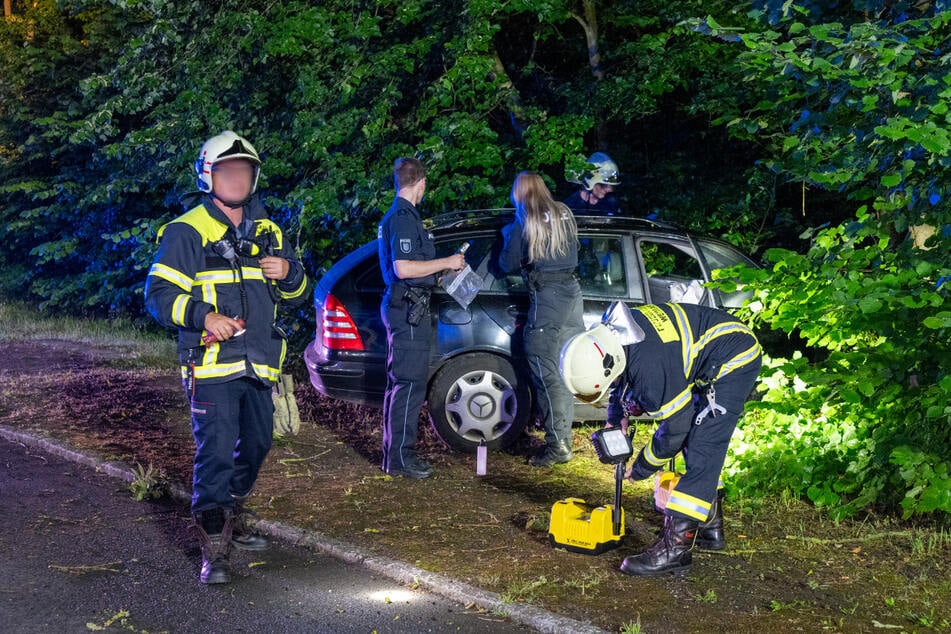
left=211, top=191, right=251, bottom=209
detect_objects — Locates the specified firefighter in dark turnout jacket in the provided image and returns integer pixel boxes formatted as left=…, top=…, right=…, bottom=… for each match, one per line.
left=145, top=131, right=310, bottom=584
left=560, top=301, right=762, bottom=576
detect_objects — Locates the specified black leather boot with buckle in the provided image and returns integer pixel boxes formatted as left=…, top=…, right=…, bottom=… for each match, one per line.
left=232, top=495, right=270, bottom=551
left=695, top=490, right=726, bottom=551
left=194, top=508, right=234, bottom=584
left=620, top=513, right=697, bottom=577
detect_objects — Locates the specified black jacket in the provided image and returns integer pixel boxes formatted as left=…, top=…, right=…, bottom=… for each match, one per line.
left=606, top=303, right=761, bottom=431
left=145, top=194, right=310, bottom=384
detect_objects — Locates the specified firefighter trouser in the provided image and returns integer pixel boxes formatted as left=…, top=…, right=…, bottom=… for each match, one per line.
left=632, top=360, right=762, bottom=522
left=381, top=288, right=433, bottom=471
left=187, top=377, right=274, bottom=513
left=525, top=279, right=584, bottom=448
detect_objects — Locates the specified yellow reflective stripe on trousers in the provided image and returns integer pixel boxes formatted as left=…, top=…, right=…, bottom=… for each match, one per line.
left=666, top=489, right=712, bottom=521
left=149, top=262, right=193, bottom=291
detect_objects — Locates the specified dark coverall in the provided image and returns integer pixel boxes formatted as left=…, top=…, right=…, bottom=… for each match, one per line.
left=607, top=303, right=762, bottom=522
left=499, top=219, right=584, bottom=449
left=562, top=190, right=620, bottom=216
left=377, top=197, right=436, bottom=472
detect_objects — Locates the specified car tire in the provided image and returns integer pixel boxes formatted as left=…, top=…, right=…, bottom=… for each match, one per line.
left=427, top=352, right=531, bottom=453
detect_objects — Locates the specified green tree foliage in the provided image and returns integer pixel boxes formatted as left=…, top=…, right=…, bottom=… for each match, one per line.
left=698, top=3, right=951, bottom=517
left=1, top=1, right=949, bottom=517
left=1, top=0, right=764, bottom=313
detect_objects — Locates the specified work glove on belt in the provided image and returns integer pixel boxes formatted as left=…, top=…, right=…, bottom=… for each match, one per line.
left=272, top=373, right=301, bottom=437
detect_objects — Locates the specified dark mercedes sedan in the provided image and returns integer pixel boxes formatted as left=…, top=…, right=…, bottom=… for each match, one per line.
left=304, top=211, right=757, bottom=452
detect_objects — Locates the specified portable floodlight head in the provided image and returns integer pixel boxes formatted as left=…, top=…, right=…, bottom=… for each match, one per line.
left=590, top=427, right=633, bottom=465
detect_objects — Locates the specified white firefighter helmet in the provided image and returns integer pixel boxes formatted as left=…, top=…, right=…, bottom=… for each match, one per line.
left=194, top=131, right=261, bottom=194
left=559, top=323, right=627, bottom=405
left=582, top=152, right=620, bottom=190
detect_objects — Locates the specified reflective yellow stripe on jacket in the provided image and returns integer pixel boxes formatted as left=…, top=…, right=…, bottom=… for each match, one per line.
left=643, top=303, right=761, bottom=420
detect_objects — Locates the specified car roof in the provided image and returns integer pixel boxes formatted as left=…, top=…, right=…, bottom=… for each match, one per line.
left=426, top=208, right=692, bottom=236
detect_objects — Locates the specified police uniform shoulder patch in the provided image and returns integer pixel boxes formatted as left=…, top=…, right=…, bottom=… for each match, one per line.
left=399, top=238, right=412, bottom=254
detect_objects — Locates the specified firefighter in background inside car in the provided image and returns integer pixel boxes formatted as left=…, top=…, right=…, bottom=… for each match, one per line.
left=563, top=152, right=622, bottom=216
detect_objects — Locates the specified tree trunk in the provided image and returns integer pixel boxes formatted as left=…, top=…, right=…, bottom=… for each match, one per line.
left=571, top=0, right=604, bottom=80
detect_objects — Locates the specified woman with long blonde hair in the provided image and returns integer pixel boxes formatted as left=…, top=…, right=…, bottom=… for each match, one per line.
left=499, top=171, right=584, bottom=466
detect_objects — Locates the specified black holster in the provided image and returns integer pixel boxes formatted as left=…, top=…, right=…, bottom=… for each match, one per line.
left=404, top=286, right=432, bottom=326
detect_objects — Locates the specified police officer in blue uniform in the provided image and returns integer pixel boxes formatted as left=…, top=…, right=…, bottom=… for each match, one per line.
left=499, top=171, right=585, bottom=466
left=560, top=301, right=762, bottom=576
left=377, top=158, right=465, bottom=478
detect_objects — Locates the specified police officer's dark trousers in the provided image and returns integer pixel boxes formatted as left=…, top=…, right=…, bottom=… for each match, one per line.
left=381, top=287, right=432, bottom=471
left=525, top=278, right=584, bottom=448
left=188, top=377, right=274, bottom=513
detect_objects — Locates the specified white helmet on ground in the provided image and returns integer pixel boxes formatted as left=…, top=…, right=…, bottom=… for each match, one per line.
left=194, top=131, right=261, bottom=194
left=582, top=152, right=620, bottom=190
left=560, top=323, right=627, bottom=405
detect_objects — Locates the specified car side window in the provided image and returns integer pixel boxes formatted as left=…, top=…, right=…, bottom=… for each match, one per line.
left=489, top=262, right=525, bottom=292
left=638, top=239, right=709, bottom=305
left=696, top=238, right=758, bottom=308
left=577, top=235, right=627, bottom=297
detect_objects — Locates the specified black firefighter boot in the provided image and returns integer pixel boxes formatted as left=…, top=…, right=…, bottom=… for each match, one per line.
left=620, top=514, right=698, bottom=577
left=695, top=491, right=726, bottom=551
left=194, top=508, right=235, bottom=585
left=232, top=495, right=270, bottom=551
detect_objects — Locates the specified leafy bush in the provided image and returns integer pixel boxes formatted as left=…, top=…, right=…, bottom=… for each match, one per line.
left=718, top=213, right=950, bottom=518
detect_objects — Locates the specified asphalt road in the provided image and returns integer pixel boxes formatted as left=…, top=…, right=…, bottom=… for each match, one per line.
left=0, top=436, right=533, bottom=633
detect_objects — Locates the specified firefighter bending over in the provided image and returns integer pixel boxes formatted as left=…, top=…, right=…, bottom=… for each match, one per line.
left=560, top=301, right=762, bottom=576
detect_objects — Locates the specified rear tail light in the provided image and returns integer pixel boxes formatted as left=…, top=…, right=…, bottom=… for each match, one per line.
left=321, top=294, right=365, bottom=351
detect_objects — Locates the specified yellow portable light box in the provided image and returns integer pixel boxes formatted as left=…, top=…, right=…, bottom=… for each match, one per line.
left=548, top=428, right=633, bottom=555
left=548, top=497, right=624, bottom=554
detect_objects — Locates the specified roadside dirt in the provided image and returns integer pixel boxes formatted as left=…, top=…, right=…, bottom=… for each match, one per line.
left=0, top=339, right=948, bottom=633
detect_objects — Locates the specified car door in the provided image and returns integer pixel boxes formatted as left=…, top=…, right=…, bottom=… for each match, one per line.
left=576, top=232, right=640, bottom=328
left=635, top=236, right=717, bottom=307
